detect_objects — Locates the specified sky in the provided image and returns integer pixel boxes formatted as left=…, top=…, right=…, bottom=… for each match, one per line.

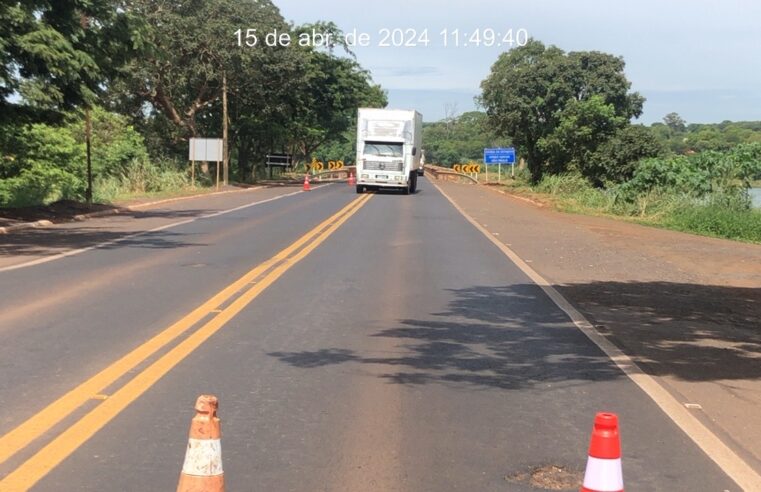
left=273, top=0, right=761, bottom=124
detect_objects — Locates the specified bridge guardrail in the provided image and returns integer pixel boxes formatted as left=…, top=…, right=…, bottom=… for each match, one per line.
left=424, top=165, right=479, bottom=184
left=312, top=166, right=356, bottom=181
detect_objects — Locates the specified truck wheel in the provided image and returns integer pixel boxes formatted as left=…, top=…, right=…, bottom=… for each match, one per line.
left=410, top=173, right=418, bottom=194
left=356, top=185, right=364, bottom=194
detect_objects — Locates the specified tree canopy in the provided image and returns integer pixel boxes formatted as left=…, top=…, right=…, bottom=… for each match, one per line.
left=1, top=0, right=386, bottom=206
left=422, top=111, right=510, bottom=166
left=480, top=39, right=644, bottom=182
left=1, top=0, right=136, bottom=117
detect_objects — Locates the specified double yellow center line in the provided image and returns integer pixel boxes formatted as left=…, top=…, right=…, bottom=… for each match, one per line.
left=0, top=193, right=372, bottom=490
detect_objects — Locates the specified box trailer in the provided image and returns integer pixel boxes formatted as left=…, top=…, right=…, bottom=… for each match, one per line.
left=355, top=108, right=423, bottom=194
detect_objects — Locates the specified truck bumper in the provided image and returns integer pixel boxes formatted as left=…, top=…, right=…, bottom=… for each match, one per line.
left=357, top=176, right=408, bottom=188
left=357, top=181, right=407, bottom=189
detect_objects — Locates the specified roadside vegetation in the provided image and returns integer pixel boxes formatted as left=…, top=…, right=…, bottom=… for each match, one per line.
left=0, top=108, right=192, bottom=207
left=1, top=0, right=384, bottom=209
left=499, top=144, right=761, bottom=242
left=422, top=39, right=761, bottom=243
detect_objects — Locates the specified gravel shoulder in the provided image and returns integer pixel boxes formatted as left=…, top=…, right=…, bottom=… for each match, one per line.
left=437, top=180, right=761, bottom=472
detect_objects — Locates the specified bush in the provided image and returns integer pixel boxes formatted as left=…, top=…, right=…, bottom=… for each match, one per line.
left=151, top=167, right=190, bottom=191
left=92, top=176, right=123, bottom=203
left=0, top=164, right=84, bottom=207
left=104, top=158, right=190, bottom=195
left=12, top=123, right=86, bottom=178
left=534, top=173, right=591, bottom=195
left=84, top=107, right=150, bottom=178
left=665, top=205, right=761, bottom=242
left=589, top=125, right=664, bottom=183
left=624, top=143, right=761, bottom=199
left=0, top=107, right=191, bottom=207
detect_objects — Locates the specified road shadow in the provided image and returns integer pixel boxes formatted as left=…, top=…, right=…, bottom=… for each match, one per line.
left=269, top=281, right=761, bottom=389
left=555, top=280, right=761, bottom=382
left=270, top=283, right=623, bottom=391
left=0, top=222, right=204, bottom=257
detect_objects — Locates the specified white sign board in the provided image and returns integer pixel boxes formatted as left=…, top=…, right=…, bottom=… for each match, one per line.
left=189, top=138, right=223, bottom=162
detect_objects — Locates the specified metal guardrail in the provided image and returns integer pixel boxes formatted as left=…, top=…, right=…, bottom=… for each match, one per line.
left=313, top=166, right=356, bottom=181
left=307, top=165, right=479, bottom=184
left=424, top=165, right=479, bottom=184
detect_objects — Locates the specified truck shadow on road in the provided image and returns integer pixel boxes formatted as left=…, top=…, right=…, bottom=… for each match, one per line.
left=269, top=282, right=761, bottom=389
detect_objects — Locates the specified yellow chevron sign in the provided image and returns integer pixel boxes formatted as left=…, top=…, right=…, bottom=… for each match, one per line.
left=310, top=159, right=345, bottom=171
left=453, top=163, right=481, bottom=173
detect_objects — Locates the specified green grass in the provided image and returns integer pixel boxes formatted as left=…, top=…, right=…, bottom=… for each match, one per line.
left=501, top=173, right=761, bottom=243
left=664, top=204, right=761, bottom=242
left=110, top=185, right=218, bottom=206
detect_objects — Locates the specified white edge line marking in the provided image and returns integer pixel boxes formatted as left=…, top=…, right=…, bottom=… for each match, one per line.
left=0, top=186, right=329, bottom=273
left=431, top=180, right=761, bottom=491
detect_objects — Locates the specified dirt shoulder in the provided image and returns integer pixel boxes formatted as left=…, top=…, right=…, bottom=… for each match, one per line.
left=0, top=185, right=301, bottom=270
left=436, top=180, right=761, bottom=472
left=0, top=184, right=268, bottom=231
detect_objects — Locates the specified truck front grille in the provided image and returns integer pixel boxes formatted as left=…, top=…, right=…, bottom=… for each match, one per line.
left=364, top=160, right=403, bottom=172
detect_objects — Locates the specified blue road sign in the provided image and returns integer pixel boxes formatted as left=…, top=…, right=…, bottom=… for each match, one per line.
left=484, top=147, right=516, bottom=165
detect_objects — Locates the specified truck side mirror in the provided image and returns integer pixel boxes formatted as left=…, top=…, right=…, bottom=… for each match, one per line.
left=412, top=147, right=417, bottom=156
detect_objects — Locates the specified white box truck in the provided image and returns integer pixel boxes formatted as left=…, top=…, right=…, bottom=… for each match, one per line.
left=355, top=108, right=423, bottom=194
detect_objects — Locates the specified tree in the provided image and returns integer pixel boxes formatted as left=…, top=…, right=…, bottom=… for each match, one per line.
left=1, top=1, right=139, bottom=204
left=479, top=40, right=644, bottom=182
left=1, top=0, right=135, bottom=115
left=112, top=0, right=285, bottom=142
left=109, top=7, right=385, bottom=180
left=422, top=111, right=510, bottom=166
left=663, top=112, right=686, bottom=133
left=538, top=95, right=625, bottom=180
left=590, top=125, right=664, bottom=183
left=228, top=21, right=386, bottom=178
left=284, top=30, right=387, bottom=164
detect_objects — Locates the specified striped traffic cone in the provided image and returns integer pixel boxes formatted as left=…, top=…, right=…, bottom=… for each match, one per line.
left=581, top=412, right=623, bottom=492
left=177, top=395, right=224, bottom=492
left=348, top=173, right=356, bottom=186
left=303, top=174, right=311, bottom=191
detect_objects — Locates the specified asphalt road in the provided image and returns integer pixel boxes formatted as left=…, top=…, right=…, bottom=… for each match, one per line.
left=0, top=179, right=740, bottom=490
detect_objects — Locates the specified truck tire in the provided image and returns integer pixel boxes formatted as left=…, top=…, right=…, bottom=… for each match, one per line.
left=410, top=172, right=418, bottom=194
left=356, top=185, right=364, bottom=194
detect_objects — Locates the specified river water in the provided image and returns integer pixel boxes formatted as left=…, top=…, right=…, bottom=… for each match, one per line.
left=751, top=188, right=761, bottom=209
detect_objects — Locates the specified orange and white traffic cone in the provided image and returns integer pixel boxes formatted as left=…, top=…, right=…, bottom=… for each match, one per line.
left=303, top=174, right=311, bottom=191
left=177, top=395, right=224, bottom=492
left=581, top=412, right=623, bottom=492
left=348, top=173, right=356, bottom=186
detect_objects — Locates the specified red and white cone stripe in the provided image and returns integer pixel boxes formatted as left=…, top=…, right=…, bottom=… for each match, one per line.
left=177, top=395, right=225, bottom=492
left=581, top=456, right=623, bottom=492
left=581, top=412, right=623, bottom=492
left=181, top=438, right=223, bottom=478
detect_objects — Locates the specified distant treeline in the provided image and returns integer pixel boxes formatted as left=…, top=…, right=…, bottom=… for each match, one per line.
left=425, top=111, right=761, bottom=169
left=652, top=115, right=761, bottom=154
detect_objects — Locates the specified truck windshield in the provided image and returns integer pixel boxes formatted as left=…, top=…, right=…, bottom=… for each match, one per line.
left=363, top=142, right=403, bottom=157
